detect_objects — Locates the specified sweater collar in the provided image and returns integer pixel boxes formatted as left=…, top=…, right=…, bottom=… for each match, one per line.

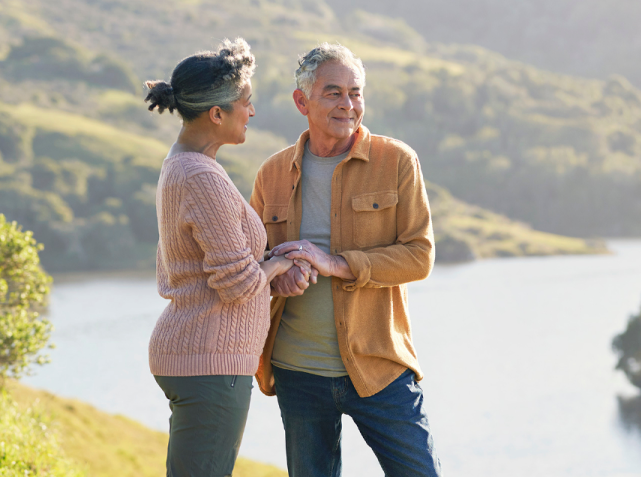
left=289, top=125, right=371, bottom=172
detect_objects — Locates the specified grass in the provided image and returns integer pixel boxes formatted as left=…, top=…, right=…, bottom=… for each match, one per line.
left=427, top=182, right=607, bottom=260
left=0, top=102, right=168, bottom=164
left=5, top=381, right=287, bottom=477
left=292, top=31, right=465, bottom=75
left=0, top=389, right=84, bottom=476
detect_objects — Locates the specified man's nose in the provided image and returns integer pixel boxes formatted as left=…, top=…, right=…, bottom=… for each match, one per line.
left=250, top=103, right=256, bottom=116
left=338, top=93, right=353, bottom=110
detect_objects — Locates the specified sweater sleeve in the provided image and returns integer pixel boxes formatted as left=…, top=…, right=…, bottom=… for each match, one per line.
left=183, top=172, right=267, bottom=304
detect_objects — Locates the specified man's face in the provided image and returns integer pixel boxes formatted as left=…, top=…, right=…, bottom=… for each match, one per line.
left=304, top=61, right=365, bottom=142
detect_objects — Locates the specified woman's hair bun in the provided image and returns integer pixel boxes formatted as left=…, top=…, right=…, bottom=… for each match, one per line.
left=143, top=37, right=255, bottom=122
left=215, top=38, right=256, bottom=83
left=144, top=80, right=177, bottom=114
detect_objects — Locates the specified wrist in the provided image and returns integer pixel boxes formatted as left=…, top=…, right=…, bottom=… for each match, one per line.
left=330, top=255, right=356, bottom=281
left=279, top=257, right=291, bottom=273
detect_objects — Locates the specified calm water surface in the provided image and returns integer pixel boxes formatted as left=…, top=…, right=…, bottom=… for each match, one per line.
left=25, top=241, right=641, bottom=477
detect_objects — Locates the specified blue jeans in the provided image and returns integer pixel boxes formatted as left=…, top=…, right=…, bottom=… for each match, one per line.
left=273, top=367, right=442, bottom=477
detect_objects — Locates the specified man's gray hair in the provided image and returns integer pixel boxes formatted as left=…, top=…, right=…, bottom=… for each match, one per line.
left=295, top=43, right=366, bottom=97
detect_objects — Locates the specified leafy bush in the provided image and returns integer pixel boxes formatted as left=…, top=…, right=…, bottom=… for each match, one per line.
left=613, top=304, right=641, bottom=389
left=0, top=390, right=85, bottom=476
left=0, top=215, right=53, bottom=382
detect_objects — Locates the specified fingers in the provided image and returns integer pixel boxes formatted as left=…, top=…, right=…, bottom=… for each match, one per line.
left=270, top=241, right=304, bottom=257
left=294, top=259, right=312, bottom=275
left=272, top=275, right=297, bottom=297
left=310, top=268, right=319, bottom=284
left=284, top=250, right=312, bottom=262
left=271, top=267, right=308, bottom=297
left=293, top=268, right=310, bottom=291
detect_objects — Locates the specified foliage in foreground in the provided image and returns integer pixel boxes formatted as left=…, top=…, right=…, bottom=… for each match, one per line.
left=613, top=304, right=641, bottom=389
left=0, top=390, right=84, bottom=476
left=6, top=381, right=287, bottom=477
left=0, top=215, right=52, bottom=382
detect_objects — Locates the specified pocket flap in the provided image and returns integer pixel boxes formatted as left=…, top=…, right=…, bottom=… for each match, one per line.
left=352, top=192, right=398, bottom=212
left=263, top=205, right=288, bottom=224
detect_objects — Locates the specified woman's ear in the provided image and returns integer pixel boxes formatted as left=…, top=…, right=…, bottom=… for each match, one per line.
left=208, top=106, right=223, bottom=125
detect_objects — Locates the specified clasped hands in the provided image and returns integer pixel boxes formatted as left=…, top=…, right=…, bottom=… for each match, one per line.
left=268, top=240, right=338, bottom=297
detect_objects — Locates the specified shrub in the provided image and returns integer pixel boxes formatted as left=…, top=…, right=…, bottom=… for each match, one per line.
left=613, top=304, right=641, bottom=389
left=0, top=390, right=85, bottom=476
left=0, top=214, right=53, bottom=382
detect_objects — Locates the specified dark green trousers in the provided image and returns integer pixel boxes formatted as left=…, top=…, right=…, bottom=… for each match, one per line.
left=154, top=375, right=253, bottom=477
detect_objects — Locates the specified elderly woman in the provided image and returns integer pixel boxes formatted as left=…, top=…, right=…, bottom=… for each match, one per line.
left=144, top=38, right=305, bottom=476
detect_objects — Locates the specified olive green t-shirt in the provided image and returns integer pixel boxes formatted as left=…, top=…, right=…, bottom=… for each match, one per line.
left=271, top=143, right=348, bottom=377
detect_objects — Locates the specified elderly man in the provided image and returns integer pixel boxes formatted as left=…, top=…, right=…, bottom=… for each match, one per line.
left=250, top=43, right=441, bottom=477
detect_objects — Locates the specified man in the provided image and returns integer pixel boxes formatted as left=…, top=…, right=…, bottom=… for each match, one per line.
left=250, top=43, right=441, bottom=477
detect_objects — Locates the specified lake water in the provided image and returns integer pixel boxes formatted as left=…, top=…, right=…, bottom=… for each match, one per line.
left=24, top=241, right=641, bottom=477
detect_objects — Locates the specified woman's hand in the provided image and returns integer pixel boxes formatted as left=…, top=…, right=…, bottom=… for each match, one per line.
left=259, top=254, right=294, bottom=283
left=269, top=258, right=319, bottom=297
left=270, top=254, right=295, bottom=275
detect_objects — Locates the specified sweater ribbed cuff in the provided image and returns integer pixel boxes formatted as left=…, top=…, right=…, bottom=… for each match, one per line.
left=150, top=353, right=259, bottom=377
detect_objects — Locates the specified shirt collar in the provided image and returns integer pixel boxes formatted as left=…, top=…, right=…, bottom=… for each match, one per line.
left=289, top=125, right=371, bottom=172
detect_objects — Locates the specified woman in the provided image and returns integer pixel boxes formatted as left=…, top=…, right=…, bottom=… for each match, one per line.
left=145, top=38, right=305, bottom=476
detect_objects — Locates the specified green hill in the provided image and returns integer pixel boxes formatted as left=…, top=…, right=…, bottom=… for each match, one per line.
left=1, top=0, right=636, bottom=237
left=4, top=380, right=286, bottom=477
left=323, top=1, right=641, bottom=90
left=0, top=0, right=612, bottom=270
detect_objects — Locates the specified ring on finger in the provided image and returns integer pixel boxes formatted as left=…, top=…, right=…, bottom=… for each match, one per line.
left=298, top=245, right=303, bottom=251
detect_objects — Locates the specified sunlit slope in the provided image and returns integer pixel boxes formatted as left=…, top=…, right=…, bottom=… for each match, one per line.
left=0, top=102, right=167, bottom=165
left=427, top=182, right=606, bottom=261
left=0, top=96, right=604, bottom=269
left=4, top=0, right=641, bottom=236
left=6, top=381, right=287, bottom=477
left=0, top=1, right=611, bottom=267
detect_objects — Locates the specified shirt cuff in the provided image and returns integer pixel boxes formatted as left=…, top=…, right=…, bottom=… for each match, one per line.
left=338, top=250, right=372, bottom=291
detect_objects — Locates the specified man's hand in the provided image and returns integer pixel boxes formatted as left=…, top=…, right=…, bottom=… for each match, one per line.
left=270, top=240, right=356, bottom=281
left=271, top=264, right=318, bottom=297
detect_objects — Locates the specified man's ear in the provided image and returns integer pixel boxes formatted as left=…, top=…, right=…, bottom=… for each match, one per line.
left=293, top=89, right=309, bottom=116
left=208, top=106, right=223, bottom=125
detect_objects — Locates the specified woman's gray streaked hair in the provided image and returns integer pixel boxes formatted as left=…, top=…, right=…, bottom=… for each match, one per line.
left=295, top=43, right=366, bottom=98
left=145, top=38, right=255, bottom=121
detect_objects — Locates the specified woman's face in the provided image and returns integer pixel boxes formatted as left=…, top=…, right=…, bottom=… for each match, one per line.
left=220, top=82, right=255, bottom=145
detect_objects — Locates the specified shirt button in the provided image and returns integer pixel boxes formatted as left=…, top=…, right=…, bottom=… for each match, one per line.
left=272, top=216, right=278, bottom=221
left=373, top=203, right=379, bottom=209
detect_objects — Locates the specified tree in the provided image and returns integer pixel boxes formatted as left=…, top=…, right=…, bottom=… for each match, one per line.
left=0, top=214, right=53, bottom=383
left=613, top=303, right=641, bottom=389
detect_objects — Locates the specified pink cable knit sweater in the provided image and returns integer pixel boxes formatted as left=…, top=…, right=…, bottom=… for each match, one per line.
left=149, top=152, right=270, bottom=377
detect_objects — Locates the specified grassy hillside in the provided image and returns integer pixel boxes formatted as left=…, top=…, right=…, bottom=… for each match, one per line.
left=0, top=96, right=604, bottom=269
left=4, top=380, right=287, bottom=477
left=427, top=182, right=606, bottom=261
left=323, top=1, right=641, bottom=90
left=2, top=0, right=635, bottom=237
left=0, top=0, right=614, bottom=270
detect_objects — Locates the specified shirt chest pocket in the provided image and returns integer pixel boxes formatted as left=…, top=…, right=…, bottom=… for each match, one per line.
left=263, top=205, right=289, bottom=249
left=351, top=191, right=398, bottom=249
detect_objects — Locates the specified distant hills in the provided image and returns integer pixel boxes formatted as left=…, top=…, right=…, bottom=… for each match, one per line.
left=325, top=1, right=641, bottom=89
left=0, top=0, right=626, bottom=270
